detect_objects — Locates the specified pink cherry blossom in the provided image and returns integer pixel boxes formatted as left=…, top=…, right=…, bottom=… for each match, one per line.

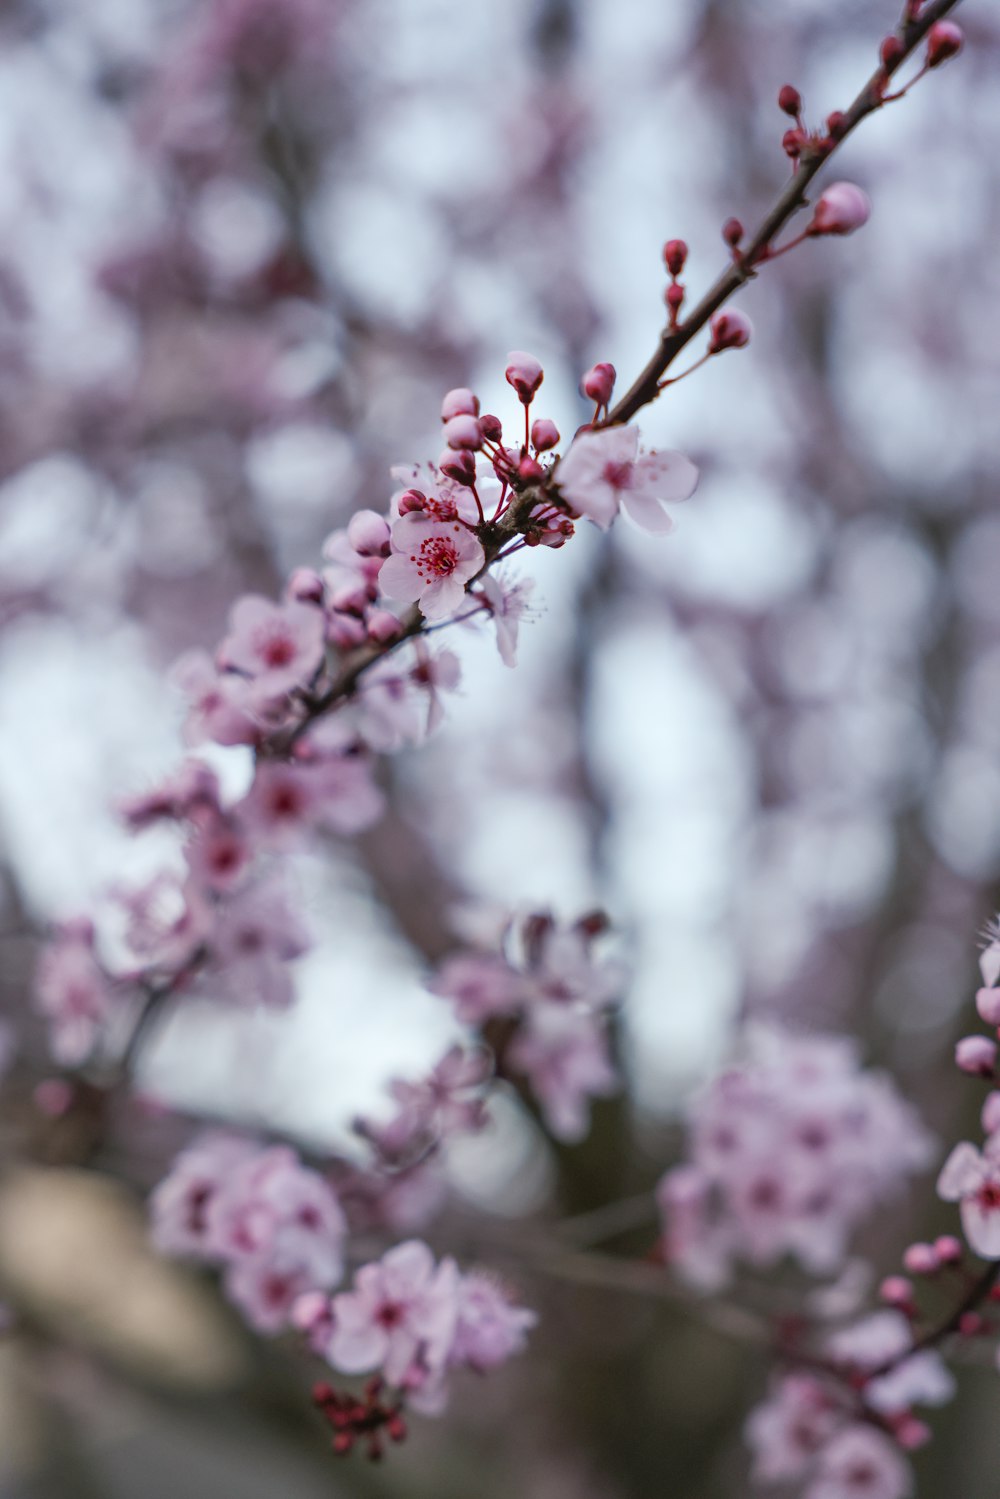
left=507, top=1005, right=618, bottom=1143
left=237, top=753, right=384, bottom=848
left=171, top=649, right=260, bottom=746
left=805, top=1425, right=911, bottom=1499
left=218, top=594, right=326, bottom=697
left=204, top=874, right=311, bottom=1009
left=477, top=573, right=535, bottom=668
left=150, top=1132, right=259, bottom=1258
left=937, top=1136, right=1000, bottom=1257
left=429, top=951, right=525, bottom=1024
left=378, top=514, right=485, bottom=621
left=450, top=1273, right=537, bottom=1372
left=826, top=1312, right=954, bottom=1415
left=326, top=1240, right=460, bottom=1388
left=745, top=1374, right=842, bottom=1484
left=34, top=921, right=118, bottom=1067
left=555, top=424, right=698, bottom=533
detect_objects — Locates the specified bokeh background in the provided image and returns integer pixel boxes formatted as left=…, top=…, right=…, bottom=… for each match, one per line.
left=0, top=0, right=998, bottom=1494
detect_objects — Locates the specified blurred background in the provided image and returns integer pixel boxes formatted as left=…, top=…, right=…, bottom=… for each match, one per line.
left=0, top=0, right=998, bottom=1494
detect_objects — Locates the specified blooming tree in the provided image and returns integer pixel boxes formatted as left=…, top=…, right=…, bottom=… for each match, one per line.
left=0, top=2, right=996, bottom=1496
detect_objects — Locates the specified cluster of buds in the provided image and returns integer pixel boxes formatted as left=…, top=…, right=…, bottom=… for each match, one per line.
left=312, top=1378, right=407, bottom=1460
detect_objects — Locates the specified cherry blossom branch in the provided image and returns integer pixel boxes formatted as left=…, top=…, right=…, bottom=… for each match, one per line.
left=603, top=0, right=964, bottom=428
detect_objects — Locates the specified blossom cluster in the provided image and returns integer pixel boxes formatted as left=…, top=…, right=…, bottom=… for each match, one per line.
left=657, top=1025, right=934, bottom=1288
left=430, top=910, right=627, bottom=1142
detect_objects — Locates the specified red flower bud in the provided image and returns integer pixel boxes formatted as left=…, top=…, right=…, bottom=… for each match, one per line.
left=662, top=238, right=687, bottom=276
left=880, top=34, right=905, bottom=69
left=782, top=127, right=806, bottom=160
left=580, top=361, right=616, bottom=405
left=722, top=216, right=743, bottom=248
left=708, top=308, right=752, bottom=354
left=777, top=84, right=801, bottom=117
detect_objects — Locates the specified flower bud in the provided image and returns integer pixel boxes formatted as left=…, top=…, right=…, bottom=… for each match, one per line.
left=958, top=1311, right=985, bottom=1337
left=441, top=387, right=479, bottom=421
left=708, top=308, right=752, bottom=353
left=347, top=509, right=391, bottom=557
left=665, top=283, right=685, bottom=316
left=933, top=1235, right=963, bottom=1265
left=894, top=1417, right=931, bottom=1452
left=902, top=1242, right=939, bottom=1275
left=880, top=34, right=905, bottom=69
left=438, top=447, right=477, bottom=485
left=444, top=413, right=483, bottom=450
left=955, top=1034, right=997, bottom=1076
left=287, top=566, right=325, bottom=603
left=398, top=488, right=426, bottom=514
left=807, top=181, right=872, bottom=237
left=480, top=413, right=503, bottom=441
left=721, top=216, right=743, bottom=248
left=531, top=417, right=560, bottom=452
left=580, top=361, right=616, bottom=405
left=505, top=350, right=544, bottom=403
left=366, top=609, right=403, bottom=644
left=662, top=238, right=687, bottom=276
left=777, top=84, right=802, bottom=117
left=879, top=1275, right=913, bottom=1309
left=983, top=1091, right=1000, bottom=1136
left=825, top=110, right=848, bottom=140
left=976, top=987, right=1000, bottom=1027
left=327, top=612, right=367, bottom=649
left=926, top=20, right=963, bottom=67
left=329, top=581, right=369, bottom=615
left=518, top=454, right=545, bottom=484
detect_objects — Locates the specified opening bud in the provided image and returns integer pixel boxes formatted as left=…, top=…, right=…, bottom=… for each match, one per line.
left=438, top=447, right=478, bottom=485
left=441, top=387, right=480, bottom=421
left=397, top=488, right=426, bottom=514
left=708, top=308, right=752, bottom=354
left=807, top=182, right=872, bottom=237
left=955, top=1034, right=997, bottom=1076
left=782, top=127, right=806, bottom=159
left=444, top=413, right=483, bottom=450
left=480, top=413, right=503, bottom=441
left=287, top=566, right=325, bottom=603
left=505, top=350, right=544, bottom=403
left=346, top=509, right=391, bottom=557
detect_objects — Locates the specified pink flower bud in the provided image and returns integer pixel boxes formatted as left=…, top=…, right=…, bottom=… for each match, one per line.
left=976, top=987, right=1000, bottom=1027
left=398, top=488, right=426, bottom=514
left=329, top=581, right=370, bottom=615
left=721, top=217, right=743, bottom=248
left=880, top=34, right=905, bottom=69
left=505, top=350, right=544, bottom=403
left=933, top=1235, right=963, bottom=1265
left=287, top=566, right=325, bottom=603
left=825, top=110, right=848, bottom=140
left=983, top=1091, right=1000, bottom=1136
left=926, top=20, right=963, bottom=67
left=438, top=447, right=477, bottom=486
left=808, top=182, right=872, bottom=237
left=366, top=609, right=402, bottom=644
left=879, top=1275, right=913, bottom=1308
left=480, top=413, right=503, bottom=441
left=894, top=1417, right=931, bottom=1452
left=580, top=362, right=616, bottom=405
left=347, top=509, right=392, bottom=557
left=327, top=612, right=367, bottom=649
left=444, top=413, right=483, bottom=451
left=531, top=418, right=560, bottom=452
left=777, top=84, right=802, bottom=117
left=518, top=454, right=545, bottom=484
left=662, top=238, right=687, bottom=276
left=902, top=1242, right=939, bottom=1275
left=956, top=1035, right=997, bottom=1076
left=708, top=308, right=752, bottom=353
left=441, top=387, right=480, bottom=421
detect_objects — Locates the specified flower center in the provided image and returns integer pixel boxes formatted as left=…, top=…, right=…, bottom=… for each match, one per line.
left=977, top=1181, right=1000, bottom=1211
left=414, top=536, right=459, bottom=578
left=259, top=631, right=296, bottom=669
left=376, top=1299, right=405, bottom=1329
left=602, top=459, right=634, bottom=491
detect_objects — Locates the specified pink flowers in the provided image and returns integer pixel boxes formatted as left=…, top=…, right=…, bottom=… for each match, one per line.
left=152, top=1134, right=347, bottom=1332
left=218, top=594, right=326, bottom=697
left=34, top=920, right=118, bottom=1066
left=658, top=1025, right=934, bottom=1285
left=378, top=514, right=485, bottom=621
left=937, top=1136, right=1000, bottom=1259
left=555, top=424, right=698, bottom=533
left=312, top=1240, right=535, bottom=1409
